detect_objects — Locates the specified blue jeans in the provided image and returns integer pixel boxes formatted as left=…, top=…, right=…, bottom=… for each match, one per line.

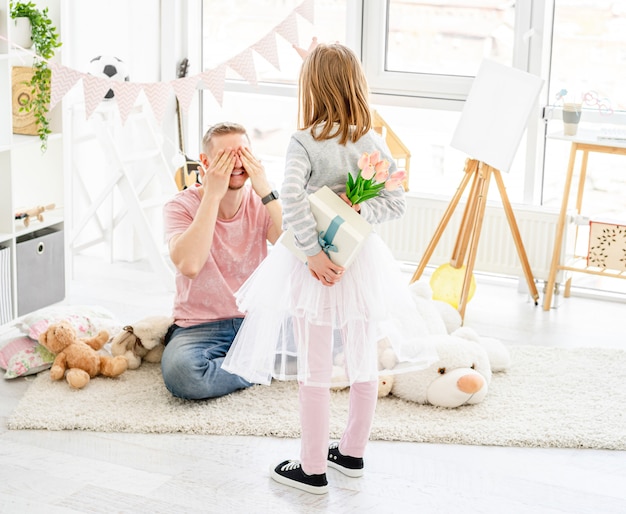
left=161, top=318, right=252, bottom=400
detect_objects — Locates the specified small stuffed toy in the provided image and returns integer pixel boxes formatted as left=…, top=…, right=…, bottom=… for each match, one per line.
left=377, top=374, right=394, bottom=398
left=38, top=321, right=128, bottom=389
left=330, top=339, right=398, bottom=396
left=110, top=315, right=173, bottom=369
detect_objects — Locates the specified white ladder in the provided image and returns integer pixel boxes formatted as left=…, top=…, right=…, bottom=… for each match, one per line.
left=69, top=101, right=177, bottom=290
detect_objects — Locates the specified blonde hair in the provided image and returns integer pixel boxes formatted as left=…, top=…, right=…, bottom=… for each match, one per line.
left=202, top=122, right=249, bottom=155
left=297, top=43, right=371, bottom=145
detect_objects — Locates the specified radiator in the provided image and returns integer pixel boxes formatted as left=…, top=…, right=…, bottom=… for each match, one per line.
left=376, top=194, right=573, bottom=283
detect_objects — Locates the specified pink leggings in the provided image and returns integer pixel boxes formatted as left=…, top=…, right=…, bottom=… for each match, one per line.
left=297, top=322, right=378, bottom=475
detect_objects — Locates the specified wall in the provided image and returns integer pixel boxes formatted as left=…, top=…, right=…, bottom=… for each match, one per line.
left=63, top=0, right=161, bottom=81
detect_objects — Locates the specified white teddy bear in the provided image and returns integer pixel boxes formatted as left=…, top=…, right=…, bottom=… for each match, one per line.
left=387, top=281, right=511, bottom=408
left=331, top=280, right=511, bottom=407
left=391, top=328, right=510, bottom=407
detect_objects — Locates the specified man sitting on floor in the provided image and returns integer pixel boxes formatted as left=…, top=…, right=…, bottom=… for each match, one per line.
left=160, top=122, right=282, bottom=399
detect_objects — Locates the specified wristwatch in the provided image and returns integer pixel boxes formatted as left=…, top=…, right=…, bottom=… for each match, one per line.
left=261, top=190, right=279, bottom=205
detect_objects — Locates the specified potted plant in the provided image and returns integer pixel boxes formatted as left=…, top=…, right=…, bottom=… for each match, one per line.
left=10, top=1, right=62, bottom=151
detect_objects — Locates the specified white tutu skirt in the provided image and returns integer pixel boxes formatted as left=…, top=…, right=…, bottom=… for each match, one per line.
left=222, top=232, right=439, bottom=387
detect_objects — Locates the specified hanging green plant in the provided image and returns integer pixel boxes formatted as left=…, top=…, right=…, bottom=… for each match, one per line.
left=10, top=1, right=62, bottom=152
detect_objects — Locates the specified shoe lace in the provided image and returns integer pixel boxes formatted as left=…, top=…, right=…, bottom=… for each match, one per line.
left=281, top=460, right=302, bottom=471
left=329, top=442, right=339, bottom=451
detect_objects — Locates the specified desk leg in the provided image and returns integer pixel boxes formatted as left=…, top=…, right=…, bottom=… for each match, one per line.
left=575, top=150, right=589, bottom=213
left=543, top=143, right=578, bottom=310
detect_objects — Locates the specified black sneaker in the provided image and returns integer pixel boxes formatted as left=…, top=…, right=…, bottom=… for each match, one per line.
left=327, top=442, right=364, bottom=477
left=270, top=460, right=328, bottom=494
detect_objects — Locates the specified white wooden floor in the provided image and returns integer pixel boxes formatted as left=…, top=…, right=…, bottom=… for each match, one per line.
left=1, top=255, right=626, bottom=514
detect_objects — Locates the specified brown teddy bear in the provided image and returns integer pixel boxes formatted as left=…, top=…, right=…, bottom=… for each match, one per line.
left=38, top=320, right=128, bottom=389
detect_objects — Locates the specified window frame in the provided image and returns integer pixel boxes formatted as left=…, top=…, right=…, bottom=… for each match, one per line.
left=183, top=0, right=557, bottom=204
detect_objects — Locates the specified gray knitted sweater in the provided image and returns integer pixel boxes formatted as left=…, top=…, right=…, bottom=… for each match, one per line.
left=280, top=126, right=406, bottom=257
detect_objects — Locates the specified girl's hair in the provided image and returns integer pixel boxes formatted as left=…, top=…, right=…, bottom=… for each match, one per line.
left=297, top=43, right=371, bottom=145
left=202, top=122, right=249, bottom=154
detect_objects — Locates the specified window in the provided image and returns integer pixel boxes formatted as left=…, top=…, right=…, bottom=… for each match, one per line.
left=385, top=1, right=515, bottom=77
left=543, top=1, right=626, bottom=216
left=201, top=0, right=348, bottom=85
left=198, top=0, right=348, bottom=185
left=195, top=1, right=625, bottom=209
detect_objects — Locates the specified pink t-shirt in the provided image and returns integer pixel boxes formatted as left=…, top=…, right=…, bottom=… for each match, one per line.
left=163, top=185, right=272, bottom=326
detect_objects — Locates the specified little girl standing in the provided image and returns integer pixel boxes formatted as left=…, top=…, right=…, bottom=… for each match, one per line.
left=223, top=43, right=438, bottom=494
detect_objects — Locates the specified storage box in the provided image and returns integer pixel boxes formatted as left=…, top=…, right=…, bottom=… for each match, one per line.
left=587, top=218, right=626, bottom=271
left=280, top=186, right=372, bottom=268
left=16, top=227, right=65, bottom=316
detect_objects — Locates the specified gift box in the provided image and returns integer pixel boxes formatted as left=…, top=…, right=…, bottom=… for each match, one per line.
left=587, top=217, right=626, bottom=271
left=280, top=186, right=372, bottom=268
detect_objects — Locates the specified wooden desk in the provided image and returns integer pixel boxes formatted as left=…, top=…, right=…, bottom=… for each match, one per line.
left=543, top=130, right=626, bottom=310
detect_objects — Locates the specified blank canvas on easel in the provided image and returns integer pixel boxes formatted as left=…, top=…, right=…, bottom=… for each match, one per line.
left=450, top=59, right=544, bottom=173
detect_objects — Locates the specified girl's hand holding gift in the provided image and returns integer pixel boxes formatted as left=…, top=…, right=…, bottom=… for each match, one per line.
left=307, top=251, right=344, bottom=287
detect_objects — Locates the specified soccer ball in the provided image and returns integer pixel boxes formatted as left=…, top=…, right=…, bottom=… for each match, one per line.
left=87, top=55, right=130, bottom=99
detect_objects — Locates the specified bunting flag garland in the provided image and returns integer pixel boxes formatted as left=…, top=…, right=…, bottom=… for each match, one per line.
left=170, top=75, right=199, bottom=114
left=142, top=82, right=173, bottom=125
left=228, top=48, right=258, bottom=87
left=253, top=33, right=281, bottom=71
left=199, top=65, right=227, bottom=107
left=82, top=74, right=115, bottom=119
left=275, top=13, right=300, bottom=47
left=111, top=81, right=143, bottom=125
left=49, top=62, right=82, bottom=110
left=295, top=0, right=315, bottom=23
left=46, top=0, right=314, bottom=125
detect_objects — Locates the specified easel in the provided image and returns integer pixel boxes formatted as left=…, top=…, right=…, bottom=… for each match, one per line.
left=409, top=158, right=540, bottom=320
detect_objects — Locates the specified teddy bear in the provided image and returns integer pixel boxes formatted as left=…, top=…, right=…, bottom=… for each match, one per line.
left=38, top=320, right=128, bottom=389
left=390, top=328, right=510, bottom=407
left=110, top=315, right=173, bottom=369
left=380, top=280, right=510, bottom=407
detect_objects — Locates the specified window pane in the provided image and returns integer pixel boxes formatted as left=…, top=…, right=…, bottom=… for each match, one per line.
left=386, top=0, right=515, bottom=76
left=544, top=2, right=626, bottom=215
left=202, top=0, right=347, bottom=85
left=549, top=1, right=626, bottom=112
left=370, top=104, right=527, bottom=203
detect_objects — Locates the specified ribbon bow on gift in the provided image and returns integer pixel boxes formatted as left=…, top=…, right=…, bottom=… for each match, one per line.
left=318, top=215, right=344, bottom=258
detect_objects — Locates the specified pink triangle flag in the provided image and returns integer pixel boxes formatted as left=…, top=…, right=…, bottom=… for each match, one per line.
left=295, top=0, right=315, bottom=24
left=171, top=75, right=200, bottom=114
left=143, top=82, right=173, bottom=125
left=110, top=82, right=143, bottom=125
left=199, top=65, right=226, bottom=106
left=50, top=63, right=84, bottom=110
left=82, top=75, right=115, bottom=119
left=253, top=33, right=281, bottom=70
left=227, top=48, right=257, bottom=86
left=275, top=13, right=299, bottom=47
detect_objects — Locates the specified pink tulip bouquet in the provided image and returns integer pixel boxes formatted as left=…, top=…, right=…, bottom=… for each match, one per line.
left=345, top=151, right=407, bottom=205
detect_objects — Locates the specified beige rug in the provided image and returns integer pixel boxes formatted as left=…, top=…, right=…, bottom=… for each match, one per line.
left=7, top=345, right=626, bottom=450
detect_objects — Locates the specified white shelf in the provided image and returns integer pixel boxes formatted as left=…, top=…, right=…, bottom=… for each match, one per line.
left=0, top=0, right=65, bottom=324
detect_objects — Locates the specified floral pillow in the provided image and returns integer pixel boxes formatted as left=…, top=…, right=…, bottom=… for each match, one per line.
left=0, top=336, right=55, bottom=379
left=16, top=304, right=121, bottom=340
